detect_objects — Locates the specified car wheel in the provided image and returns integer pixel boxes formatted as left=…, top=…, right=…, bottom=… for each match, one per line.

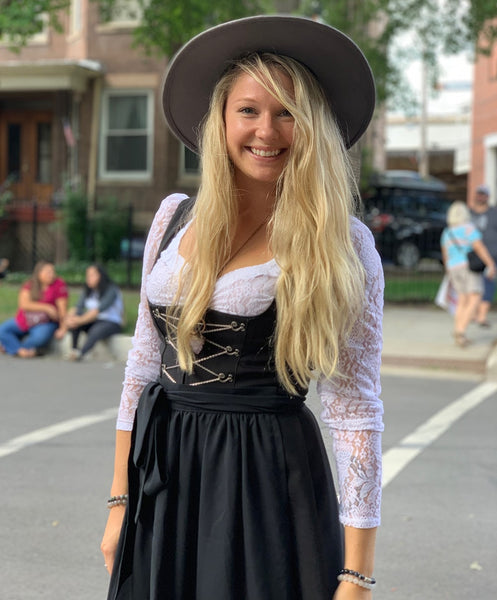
left=395, top=241, right=421, bottom=269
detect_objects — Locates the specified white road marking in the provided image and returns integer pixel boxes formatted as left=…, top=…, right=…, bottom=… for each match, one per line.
left=2, top=381, right=495, bottom=487
left=382, top=382, right=497, bottom=488
left=0, top=408, right=117, bottom=459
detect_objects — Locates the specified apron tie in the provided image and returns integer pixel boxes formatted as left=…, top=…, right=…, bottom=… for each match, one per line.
left=131, top=381, right=170, bottom=523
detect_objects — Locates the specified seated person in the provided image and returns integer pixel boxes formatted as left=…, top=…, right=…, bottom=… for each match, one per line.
left=65, top=264, right=123, bottom=360
left=0, top=261, right=68, bottom=358
left=0, top=258, right=9, bottom=279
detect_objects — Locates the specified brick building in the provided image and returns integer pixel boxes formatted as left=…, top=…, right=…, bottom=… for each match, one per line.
left=0, top=1, right=200, bottom=266
left=468, top=21, right=497, bottom=204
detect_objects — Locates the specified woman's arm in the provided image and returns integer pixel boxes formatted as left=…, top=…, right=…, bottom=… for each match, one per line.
left=318, top=220, right=384, bottom=597
left=101, top=430, right=132, bottom=574
left=333, top=527, right=377, bottom=599
left=18, top=288, right=59, bottom=320
left=100, top=193, right=188, bottom=572
left=472, top=239, right=496, bottom=278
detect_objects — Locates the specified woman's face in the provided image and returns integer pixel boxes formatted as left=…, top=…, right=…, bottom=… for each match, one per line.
left=38, top=264, right=55, bottom=287
left=86, top=266, right=101, bottom=289
left=224, top=71, right=294, bottom=193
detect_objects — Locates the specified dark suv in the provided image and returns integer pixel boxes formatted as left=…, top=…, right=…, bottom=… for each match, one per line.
left=362, top=171, right=452, bottom=269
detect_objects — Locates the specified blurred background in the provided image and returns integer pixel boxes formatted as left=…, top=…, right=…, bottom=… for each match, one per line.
left=1, top=0, right=496, bottom=326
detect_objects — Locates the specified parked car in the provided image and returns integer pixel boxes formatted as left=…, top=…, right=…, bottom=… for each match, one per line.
left=362, top=171, right=453, bottom=269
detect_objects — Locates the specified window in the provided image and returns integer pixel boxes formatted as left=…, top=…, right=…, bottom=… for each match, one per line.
left=37, top=122, right=52, bottom=183
left=178, top=145, right=201, bottom=184
left=100, top=0, right=145, bottom=26
left=100, top=90, right=154, bottom=181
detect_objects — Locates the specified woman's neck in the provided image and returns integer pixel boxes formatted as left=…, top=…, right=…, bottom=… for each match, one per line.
left=235, top=187, right=276, bottom=220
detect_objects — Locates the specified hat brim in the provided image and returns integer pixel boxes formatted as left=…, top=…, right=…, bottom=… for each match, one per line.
left=162, top=15, right=376, bottom=153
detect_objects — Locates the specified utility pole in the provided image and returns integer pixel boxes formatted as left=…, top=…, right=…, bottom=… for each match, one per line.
left=419, top=51, right=429, bottom=178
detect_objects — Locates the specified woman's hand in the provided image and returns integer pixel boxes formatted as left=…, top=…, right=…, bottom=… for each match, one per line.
left=100, top=505, right=126, bottom=574
left=54, top=327, right=66, bottom=340
left=65, top=314, right=81, bottom=329
left=44, top=304, right=59, bottom=321
left=485, top=263, right=496, bottom=280
left=332, top=581, right=373, bottom=599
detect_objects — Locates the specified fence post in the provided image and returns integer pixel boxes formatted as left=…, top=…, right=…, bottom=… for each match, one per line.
left=126, top=204, right=133, bottom=287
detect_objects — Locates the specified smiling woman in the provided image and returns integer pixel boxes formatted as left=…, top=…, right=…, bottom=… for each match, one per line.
left=224, top=68, right=294, bottom=192
left=102, top=15, right=383, bottom=600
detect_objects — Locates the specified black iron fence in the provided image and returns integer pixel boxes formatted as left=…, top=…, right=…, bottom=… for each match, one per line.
left=0, top=200, right=144, bottom=288
left=0, top=199, right=445, bottom=301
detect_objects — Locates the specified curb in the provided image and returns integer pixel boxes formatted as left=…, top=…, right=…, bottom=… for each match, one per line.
left=381, top=355, right=487, bottom=376
left=50, top=334, right=132, bottom=362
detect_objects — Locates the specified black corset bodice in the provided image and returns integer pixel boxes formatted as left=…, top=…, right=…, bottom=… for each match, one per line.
left=149, top=301, right=301, bottom=392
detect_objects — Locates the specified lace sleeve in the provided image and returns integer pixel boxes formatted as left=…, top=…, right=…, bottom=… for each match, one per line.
left=317, top=218, right=384, bottom=528
left=117, top=193, right=188, bottom=430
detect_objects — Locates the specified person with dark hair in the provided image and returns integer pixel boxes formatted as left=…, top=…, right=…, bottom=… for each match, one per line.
left=101, top=16, right=383, bottom=600
left=0, top=261, right=67, bottom=357
left=0, top=258, right=9, bottom=279
left=64, top=264, right=123, bottom=361
left=469, top=184, right=497, bottom=326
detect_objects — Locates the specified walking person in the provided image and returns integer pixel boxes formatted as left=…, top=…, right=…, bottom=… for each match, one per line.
left=469, top=184, right=497, bottom=326
left=0, top=261, right=68, bottom=357
left=64, top=264, right=124, bottom=361
left=101, top=16, right=384, bottom=600
left=441, top=201, right=496, bottom=347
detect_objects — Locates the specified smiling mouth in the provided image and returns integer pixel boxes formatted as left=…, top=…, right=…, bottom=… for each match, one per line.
left=249, top=147, right=283, bottom=157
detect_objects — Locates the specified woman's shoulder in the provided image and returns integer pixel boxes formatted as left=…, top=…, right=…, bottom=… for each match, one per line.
left=349, top=216, right=382, bottom=273
left=143, top=193, right=190, bottom=268
left=153, top=193, right=191, bottom=229
left=349, top=216, right=376, bottom=254
left=52, top=277, right=68, bottom=293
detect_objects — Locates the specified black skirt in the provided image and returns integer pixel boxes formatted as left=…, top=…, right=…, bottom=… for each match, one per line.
left=107, top=383, right=343, bottom=600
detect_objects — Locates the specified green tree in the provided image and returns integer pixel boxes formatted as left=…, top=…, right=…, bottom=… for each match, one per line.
left=0, top=0, right=69, bottom=49
left=3, top=1, right=496, bottom=102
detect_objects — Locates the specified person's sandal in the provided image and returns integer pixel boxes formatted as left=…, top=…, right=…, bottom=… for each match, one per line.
left=454, top=332, right=469, bottom=348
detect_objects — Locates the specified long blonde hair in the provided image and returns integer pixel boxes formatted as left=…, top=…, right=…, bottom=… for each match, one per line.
left=170, top=53, right=365, bottom=393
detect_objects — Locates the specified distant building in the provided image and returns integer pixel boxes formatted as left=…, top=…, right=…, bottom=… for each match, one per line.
left=468, top=19, right=497, bottom=204
left=385, top=53, right=473, bottom=201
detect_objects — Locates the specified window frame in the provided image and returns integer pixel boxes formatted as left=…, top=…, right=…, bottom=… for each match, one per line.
left=177, top=144, right=201, bottom=187
left=99, top=88, right=154, bottom=182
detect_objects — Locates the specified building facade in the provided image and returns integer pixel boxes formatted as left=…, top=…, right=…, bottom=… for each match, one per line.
left=0, top=0, right=199, bottom=263
left=469, top=22, right=497, bottom=204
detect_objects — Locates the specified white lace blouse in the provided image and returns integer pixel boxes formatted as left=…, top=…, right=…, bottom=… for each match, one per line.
left=118, top=193, right=384, bottom=528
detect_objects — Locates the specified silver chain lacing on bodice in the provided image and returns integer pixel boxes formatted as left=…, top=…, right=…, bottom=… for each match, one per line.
left=152, top=307, right=247, bottom=386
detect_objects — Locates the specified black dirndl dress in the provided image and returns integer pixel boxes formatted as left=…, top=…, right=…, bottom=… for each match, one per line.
left=107, top=299, right=344, bottom=600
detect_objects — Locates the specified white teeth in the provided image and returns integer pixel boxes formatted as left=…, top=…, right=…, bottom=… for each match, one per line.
left=251, top=148, right=281, bottom=157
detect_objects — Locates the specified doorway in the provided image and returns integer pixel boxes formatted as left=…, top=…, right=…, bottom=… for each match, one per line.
left=0, top=111, right=54, bottom=204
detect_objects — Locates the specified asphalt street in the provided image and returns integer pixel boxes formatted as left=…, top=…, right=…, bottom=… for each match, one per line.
left=1, top=357, right=496, bottom=599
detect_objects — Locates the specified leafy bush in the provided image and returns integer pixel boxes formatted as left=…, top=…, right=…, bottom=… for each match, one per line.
left=61, top=188, right=90, bottom=261
left=61, top=188, right=128, bottom=263
left=93, top=196, right=128, bottom=262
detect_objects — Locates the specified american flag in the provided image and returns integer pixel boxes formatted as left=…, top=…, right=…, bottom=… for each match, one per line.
left=62, top=118, right=76, bottom=148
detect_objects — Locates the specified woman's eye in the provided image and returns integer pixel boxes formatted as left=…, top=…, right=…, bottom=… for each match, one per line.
left=280, top=109, right=293, bottom=117
left=239, top=107, right=256, bottom=114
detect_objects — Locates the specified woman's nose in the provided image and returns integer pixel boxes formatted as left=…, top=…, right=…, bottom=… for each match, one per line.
left=255, top=113, right=278, bottom=142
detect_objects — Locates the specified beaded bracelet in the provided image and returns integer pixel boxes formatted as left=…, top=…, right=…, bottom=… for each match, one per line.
left=107, top=494, right=128, bottom=509
left=337, top=568, right=376, bottom=590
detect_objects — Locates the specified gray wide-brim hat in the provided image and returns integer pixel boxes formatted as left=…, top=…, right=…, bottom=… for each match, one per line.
left=162, top=15, right=376, bottom=154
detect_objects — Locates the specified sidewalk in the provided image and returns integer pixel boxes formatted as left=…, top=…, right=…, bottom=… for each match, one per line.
left=382, top=304, right=497, bottom=378
left=57, top=304, right=497, bottom=380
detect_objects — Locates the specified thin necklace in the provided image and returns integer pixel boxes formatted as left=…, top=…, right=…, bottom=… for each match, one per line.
left=218, top=220, right=268, bottom=275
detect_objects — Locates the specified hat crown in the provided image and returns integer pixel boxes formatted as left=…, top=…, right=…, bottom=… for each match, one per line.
left=162, top=15, right=375, bottom=153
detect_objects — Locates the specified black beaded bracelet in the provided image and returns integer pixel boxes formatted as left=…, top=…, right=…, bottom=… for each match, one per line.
left=337, top=568, right=376, bottom=590
left=107, top=494, right=128, bottom=509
